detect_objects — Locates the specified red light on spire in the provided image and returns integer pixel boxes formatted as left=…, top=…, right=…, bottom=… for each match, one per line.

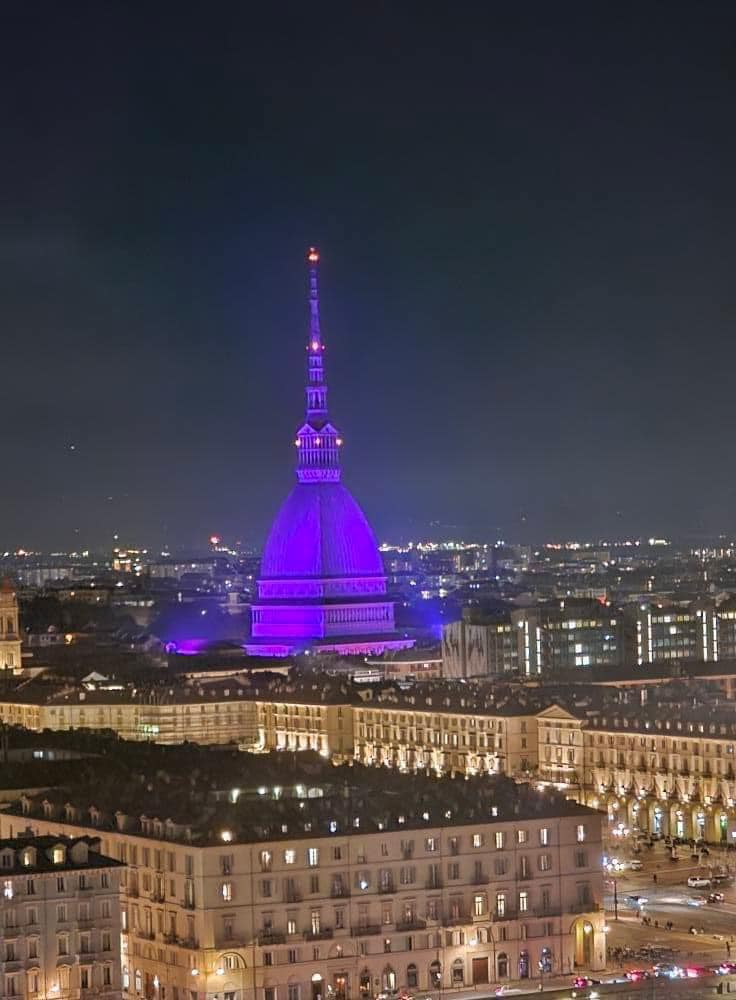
left=307, top=247, right=320, bottom=264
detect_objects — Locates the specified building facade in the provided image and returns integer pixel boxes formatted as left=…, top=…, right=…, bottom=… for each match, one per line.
left=6, top=795, right=605, bottom=1000
left=0, top=835, right=123, bottom=1000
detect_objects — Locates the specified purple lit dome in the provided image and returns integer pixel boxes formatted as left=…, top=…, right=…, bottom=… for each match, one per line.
left=260, top=482, right=384, bottom=580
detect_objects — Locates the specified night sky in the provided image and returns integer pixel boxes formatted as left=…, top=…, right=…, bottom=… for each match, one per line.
left=3, top=2, right=736, bottom=551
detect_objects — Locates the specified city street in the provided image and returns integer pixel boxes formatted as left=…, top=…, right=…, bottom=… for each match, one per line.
left=603, top=835, right=736, bottom=968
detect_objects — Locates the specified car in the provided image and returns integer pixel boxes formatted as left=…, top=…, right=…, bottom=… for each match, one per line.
left=717, top=962, right=736, bottom=975
left=713, top=873, right=730, bottom=884
left=684, top=966, right=710, bottom=978
left=625, top=969, right=650, bottom=982
left=573, top=977, right=600, bottom=988
left=688, top=875, right=712, bottom=888
left=492, top=988, right=523, bottom=997
left=630, top=858, right=643, bottom=871
left=653, top=964, right=683, bottom=979
left=708, top=891, right=725, bottom=903
left=687, top=895, right=707, bottom=906
left=626, top=894, right=648, bottom=907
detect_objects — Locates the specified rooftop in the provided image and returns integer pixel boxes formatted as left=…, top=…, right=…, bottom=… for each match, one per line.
left=12, top=742, right=597, bottom=847
left=0, top=835, right=122, bottom=874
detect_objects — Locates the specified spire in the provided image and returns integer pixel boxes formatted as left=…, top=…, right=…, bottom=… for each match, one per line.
left=295, top=247, right=343, bottom=483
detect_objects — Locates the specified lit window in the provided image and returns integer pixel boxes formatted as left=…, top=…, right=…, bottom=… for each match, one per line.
left=307, top=848, right=319, bottom=868
left=494, top=831, right=505, bottom=850
left=539, top=828, right=550, bottom=846
left=576, top=824, right=586, bottom=843
left=284, top=850, right=296, bottom=865
left=472, top=834, right=483, bottom=848
left=221, top=883, right=233, bottom=902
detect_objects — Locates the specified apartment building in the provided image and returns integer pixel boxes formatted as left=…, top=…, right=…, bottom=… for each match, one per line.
left=0, top=680, right=348, bottom=757
left=0, top=835, right=123, bottom=1000
left=3, top=757, right=605, bottom=1000
left=579, top=706, right=736, bottom=842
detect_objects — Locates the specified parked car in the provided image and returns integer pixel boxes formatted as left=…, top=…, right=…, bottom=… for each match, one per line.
left=713, top=873, right=730, bottom=884
left=630, top=858, right=643, bottom=871
left=687, top=875, right=711, bottom=888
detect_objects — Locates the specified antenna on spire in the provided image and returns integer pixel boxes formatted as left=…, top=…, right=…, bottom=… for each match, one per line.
left=307, top=246, right=321, bottom=350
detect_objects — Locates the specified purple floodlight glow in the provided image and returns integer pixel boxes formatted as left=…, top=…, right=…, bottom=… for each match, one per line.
left=249, top=249, right=413, bottom=657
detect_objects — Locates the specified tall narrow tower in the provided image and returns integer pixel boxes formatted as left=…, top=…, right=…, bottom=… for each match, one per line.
left=0, top=581, right=22, bottom=676
left=247, top=249, right=412, bottom=656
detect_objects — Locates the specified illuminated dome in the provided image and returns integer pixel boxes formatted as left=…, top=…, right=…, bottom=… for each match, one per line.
left=247, top=248, right=413, bottom=657
left=261, top=482, right=384, bottom=580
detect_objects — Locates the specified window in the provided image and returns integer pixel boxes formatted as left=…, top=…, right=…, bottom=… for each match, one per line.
left=220, top=855, right=233, bottom=875
left=288, top=986, right=299, bottom=1000
left=27, top=939, right=37, bottom=959
left=264, top=989, right=276, bottom=1000
left=307, top=848, right=319, bottom=867
left=80, top=968, right=90, bottom=990
left=260, top=851, right=272, bottom=872
left=287, top=917, right=297, bottom=935
left=57, top=935, right=68, bottom=956
left=575, top=850, right=588, bottom=868
left=261, top=880, right=272, bottom=897
left=425, top=837, right=438, bottom=852
left=519, top=891, right=528, bottom=913
left=539, top=854, right=552, bottom=872
left=284, top=850, right=296, bottom=865
left=539, top=828, right=550, bottom=846
left=447, top=863, right=459, bottom=880
left=263, top=953, right=273, bottom=968
left=56, top=877, right=65, bottom=892
left=221, top=883, right=233, bottom=902
left=473, top=894, right=485, bottom=917
left=102, top=931, right=112, bottom=951
left=2, top=880, right=12, bottom=899
left=52, top=847, right=65, bottom=864
left=495, top=892, right=506, bottom=917
left=472, top=833, right=483, bottom=848
left=576, top=824, right=586, bottom=843
left=288, top=949, right=298, bottom=964
left=494, top=831, right=505, bottom=850
left=103, top=967, right=112, bottom=986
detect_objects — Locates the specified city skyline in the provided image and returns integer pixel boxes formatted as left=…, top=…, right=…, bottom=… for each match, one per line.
left=3, top=4, right=736, bottom=549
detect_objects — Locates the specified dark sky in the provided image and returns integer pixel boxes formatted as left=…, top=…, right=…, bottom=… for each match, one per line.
left=2, top=2, right=736, bottom=551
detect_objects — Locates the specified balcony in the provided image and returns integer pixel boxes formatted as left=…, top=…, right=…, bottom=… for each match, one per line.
left=179, top=937, right=199, bottom=950
left=377, top=883, right=396, bottom=895
left=425, top=879, right=443, bottom=890
left=181, top=898, right=196, bottom=910
left=330, top=885, right=350, bottom=899
left=304, top=928, right=333, bottom=942
left=533, top=906, right=562, bottom=918
left=126, top=887, right=139, bottom=898
left=136, top=930, right=155, bottom=942
left=350, top=925, right=381, bottom=937
left=258, top=931, right=286, bottom=946
left=471, top=872, right=488, bottom=885
left=492, top=908, right=518, bottom=922
left=396, top=918, right=426, bottom=932
left=151, top=891, right=166, bottom=903
left=442, top=914, right=468, bottom=928
left=568, top=902, right=600, bottom=915
left=284, top=891, right=302, bottom=904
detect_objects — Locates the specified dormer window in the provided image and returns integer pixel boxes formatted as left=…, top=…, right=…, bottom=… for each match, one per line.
left=52, top=847, right=65, bottom=865
left=21, top=850, right=33, bottom=868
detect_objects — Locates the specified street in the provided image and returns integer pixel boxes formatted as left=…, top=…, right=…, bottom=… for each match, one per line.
left=603, top=835, right=736, bottom=969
